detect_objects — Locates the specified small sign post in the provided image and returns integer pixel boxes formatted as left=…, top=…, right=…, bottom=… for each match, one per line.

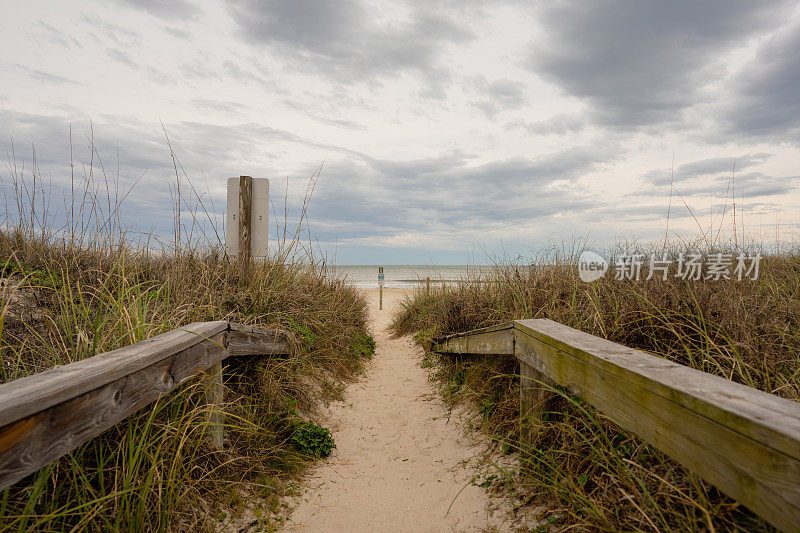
left=378, top=266, right=384, bottom=310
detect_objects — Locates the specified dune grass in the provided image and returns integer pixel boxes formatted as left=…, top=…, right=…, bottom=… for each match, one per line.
left=0, top=156, right=373, bottom=530
left=391, top=248, right=799, bottom=531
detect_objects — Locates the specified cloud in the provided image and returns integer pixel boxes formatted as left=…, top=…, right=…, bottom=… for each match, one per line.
left=227, top=0, right=473, bottom=90
left=660, top=172, right=797, bottom=198
left=80, top=14, right=141, bottom=47
left=107, top=48, right=139, bottom=69
left=723, top=18, right=800, bottom=142
left=640, top=153, right=774, bottom=185
left=471, top=78, right=528, bottom=118
left=526, top=1, right=794, bottom=129
left=676, top=153, right=773, bottom=177
left=191, top=98, right=247, bottom=114
left=306, top=143, right=619, bottom=243
left=522, top=113, right=587, bottom=136
left=222, top=60, right=271, bottom=86
left=26, top=21, right=83, bottom=49
left=115, top=0, right=199, bottom=20
left=1, top=109, right=621, bottom=254
left=14, top=65, right=80, bottom=85
left=281, top=98, right=368, bottom=129
left=632, top=154, right=796, bottom=199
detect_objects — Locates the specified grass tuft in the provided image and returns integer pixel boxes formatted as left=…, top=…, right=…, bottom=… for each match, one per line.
left=0, top=147, right=372, bottom=530
left=391, top=248, right=798, bottom=531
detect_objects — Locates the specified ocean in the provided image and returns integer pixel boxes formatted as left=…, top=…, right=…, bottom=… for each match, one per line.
left=328, top=265, right=493, bottom=289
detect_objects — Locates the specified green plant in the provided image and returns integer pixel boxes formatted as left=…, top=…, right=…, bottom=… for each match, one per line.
left=0, top=144, right=372, bottom=530
left=389, top=250, right=799, bottom=531
left=349, top=332, right=376, bottom=359
left=289, top=420, right=336, bottom=458
left=286, top=318, right=317, bottom=351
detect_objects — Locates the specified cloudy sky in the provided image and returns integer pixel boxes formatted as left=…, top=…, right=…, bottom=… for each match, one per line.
left=2, top=1, right=799, bottom=263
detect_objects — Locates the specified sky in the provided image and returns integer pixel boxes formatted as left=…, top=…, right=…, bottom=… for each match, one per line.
left=1, top=0, right=799, bottom=264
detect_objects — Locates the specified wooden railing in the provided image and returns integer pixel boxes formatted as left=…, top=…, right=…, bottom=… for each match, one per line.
left=431, top=319, right=800, bottom=532
left=0, top=321, right=290, bottom=490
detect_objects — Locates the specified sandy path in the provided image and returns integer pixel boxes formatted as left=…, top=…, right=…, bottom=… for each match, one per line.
left=282, top=288, right=508, bottom=532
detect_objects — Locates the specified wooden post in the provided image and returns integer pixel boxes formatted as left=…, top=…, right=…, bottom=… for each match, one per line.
left=519, top=362, right=552, bottom=451
left=426, top=276, right=430, bottom=295
left=206, top=360, right=224, bottom=448
left=515, top=333, right=554, bottom=458
left=238, top=175, right=252, bottom=281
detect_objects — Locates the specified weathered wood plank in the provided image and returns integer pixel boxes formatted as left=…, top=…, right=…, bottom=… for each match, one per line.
left=0, top=332, right=228, bottom=489
left=238, top=175, right=252, bottom=267
left=431, top=322, right=514, bottom=356
left=227, top=323, right=290, bottom=356
left=514, top=319, right=800, bottom=460
left=518, top=361, right=553, bottom=451
left=0, top=321, right=229, bottom=428
left=205, top=361, right=225, bottom=448
left=0, top=319, right=296, bottom=489
left=516, top=329, right=555, bottom=451
left=514, top=319, right=800, bottom=532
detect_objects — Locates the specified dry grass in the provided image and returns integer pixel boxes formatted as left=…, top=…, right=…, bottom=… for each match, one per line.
left=392, top=249, right=799, bottom=531
left=0, top=150, right=373, bottom=530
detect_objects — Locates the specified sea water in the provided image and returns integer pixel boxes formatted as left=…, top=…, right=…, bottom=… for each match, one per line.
left=328, top=265, right=494, bottom=289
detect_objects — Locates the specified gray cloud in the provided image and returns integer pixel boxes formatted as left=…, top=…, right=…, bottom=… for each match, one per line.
left=227, top=0, right=473, bottom=90
left=14, top=65, right=80, bottom=85
left=107, top=48, right=139, bottom=69
left=640, top=153, right=774, bottom=185
left=80, top=14, right=141, bottom=47
left=191, top=98, right=247, bottom=115
left=471, top=78, right=528, bottom=119
left=306, top=143, right=619, bottom=242
left=633, top=154, right=796, bottom=199
left=723, top=18, right=800, bottom=142
left=115, top=0, right=199, bottom=20
left=281, top=99, right=368, bottom=130
left=2, top=109, right=619, bottom=251
left=526, top=1, right=793, bottom=129
left=656, top=172, right=798, bottom=198
left=26, top=21, right=83, bottom=49
left=676, top=153, right=773, bottom=177
left=222, top=60, right=271, bottom=86
left=521, top=113, right=587, bottom=136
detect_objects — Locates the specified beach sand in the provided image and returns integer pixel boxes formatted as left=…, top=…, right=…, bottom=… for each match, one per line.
left=281, top=288, right=512, bottom=532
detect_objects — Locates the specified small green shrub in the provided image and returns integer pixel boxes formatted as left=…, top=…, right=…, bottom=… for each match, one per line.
left=290, top=420, right=336, bottom=458
left=286, top=318, right=317, bottom=351
left=349, top=332, right=376, bottom=359
left=0, top=259, right=61, bottom=289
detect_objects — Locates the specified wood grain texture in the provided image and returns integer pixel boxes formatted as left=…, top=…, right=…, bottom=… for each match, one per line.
left=514, top=319, right=800, bottom=460
left=205, top=361, right=224, bottom=448
left=227, top=323, right=290, bottom=356
left=513, top=319, right=800, bottom=532
left=0, top=323, right=245, bottom=489
left=238, top=175, right=252, bottom=264
left=0, top=320, right=296, bottom=489
left=432, top=317, right=800, bottom=529
left=517, top=329, right=556, bottom=451
left=0, top=330, right=227, bottom=490
left=431, top=322, right=514, bottom=356
left=0, top=321, right=228, bottom=427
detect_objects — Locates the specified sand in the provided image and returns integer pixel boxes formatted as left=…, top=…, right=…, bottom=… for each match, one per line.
left=281, top=288, right=510, bottom=532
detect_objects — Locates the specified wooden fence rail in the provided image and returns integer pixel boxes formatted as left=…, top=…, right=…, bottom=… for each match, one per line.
left=0, top=321, right=290, bottom=490
left=431, top=319, right=800, bottom=532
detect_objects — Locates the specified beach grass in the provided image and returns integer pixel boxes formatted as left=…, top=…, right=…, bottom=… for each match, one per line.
left=391, top=247, right=799, bottom=531
left=0, top=159, right=373, bottom=531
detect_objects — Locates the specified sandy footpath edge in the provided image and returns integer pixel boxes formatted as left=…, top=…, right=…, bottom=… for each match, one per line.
left=280, top=288, right=519, bottom=532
